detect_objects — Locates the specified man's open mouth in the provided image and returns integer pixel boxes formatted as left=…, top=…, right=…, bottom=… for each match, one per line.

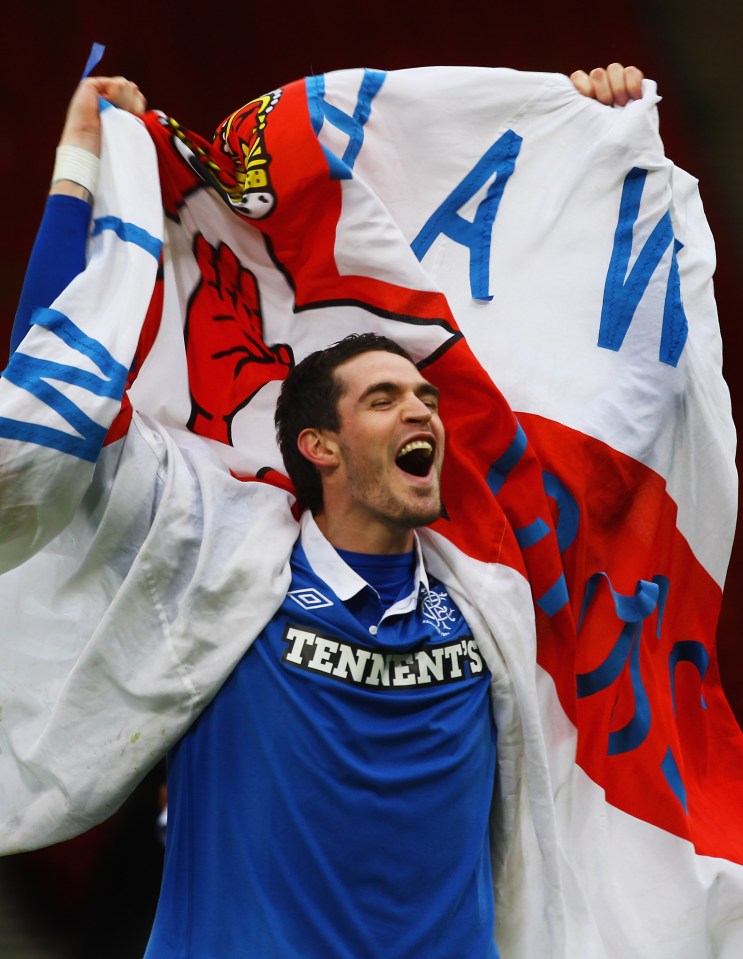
left=395, top=439, right=435, bottom=477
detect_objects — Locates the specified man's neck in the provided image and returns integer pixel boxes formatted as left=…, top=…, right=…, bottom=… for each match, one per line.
left=313, top=509, right=416, bottom=554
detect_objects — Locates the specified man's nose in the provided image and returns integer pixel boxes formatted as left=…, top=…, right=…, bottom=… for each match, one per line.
left=402, top=394, right=433, bottom=421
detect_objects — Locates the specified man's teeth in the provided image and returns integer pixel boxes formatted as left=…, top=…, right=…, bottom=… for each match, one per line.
left=398, top=440, right=433, bottom=458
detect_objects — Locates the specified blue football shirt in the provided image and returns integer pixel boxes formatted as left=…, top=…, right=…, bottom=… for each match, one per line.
left=146, top=514, right=498, bottom=958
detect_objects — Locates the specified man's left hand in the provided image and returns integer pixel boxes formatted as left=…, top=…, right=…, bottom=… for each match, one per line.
left=570, top=63, right=644, bottom=106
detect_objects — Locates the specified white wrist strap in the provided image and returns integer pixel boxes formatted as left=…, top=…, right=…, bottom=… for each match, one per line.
left=51, top=145, right=100, bottom=196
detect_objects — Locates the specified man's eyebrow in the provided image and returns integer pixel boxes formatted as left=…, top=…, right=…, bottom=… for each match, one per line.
left=416, top=383, right=440, bottom=401
left=358, top=381, right=440, bottom=402
left=358, top=381, right=400, bottom=402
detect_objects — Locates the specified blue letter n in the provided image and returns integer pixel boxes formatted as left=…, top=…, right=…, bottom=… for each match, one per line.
left=599, top=167, right=688, bottom=367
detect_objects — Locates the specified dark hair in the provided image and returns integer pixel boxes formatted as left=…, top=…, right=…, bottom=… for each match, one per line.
left=275, top=332, right=413, bottom=512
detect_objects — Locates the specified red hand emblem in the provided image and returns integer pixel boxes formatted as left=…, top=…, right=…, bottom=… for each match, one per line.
left=186, top=235, right=293, bottom=444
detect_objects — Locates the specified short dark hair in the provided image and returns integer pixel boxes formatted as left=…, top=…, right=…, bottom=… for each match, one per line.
left=275, top=332, right=413, bottom=512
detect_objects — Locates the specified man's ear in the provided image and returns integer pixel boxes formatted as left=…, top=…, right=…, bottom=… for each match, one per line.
left=296, top=428, right=339, bottom=468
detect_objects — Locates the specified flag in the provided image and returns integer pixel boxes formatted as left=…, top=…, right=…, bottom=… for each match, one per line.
left=0, top=66, right=741, bottom=956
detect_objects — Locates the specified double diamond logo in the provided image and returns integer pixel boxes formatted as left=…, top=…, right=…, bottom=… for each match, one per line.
left=288, top=587, right=334, bottom=611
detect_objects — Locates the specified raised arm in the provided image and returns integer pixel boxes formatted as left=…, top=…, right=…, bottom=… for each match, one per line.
left=0, top=75, right=161, bottom=572
left=11, top=78, right=148, bottom=354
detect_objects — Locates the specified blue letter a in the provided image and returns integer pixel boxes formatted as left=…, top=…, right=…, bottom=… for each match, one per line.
left=411, top=130, right=522, bottom=302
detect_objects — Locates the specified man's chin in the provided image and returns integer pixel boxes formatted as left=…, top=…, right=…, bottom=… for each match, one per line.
left=401, top=497, right=443, bottom=529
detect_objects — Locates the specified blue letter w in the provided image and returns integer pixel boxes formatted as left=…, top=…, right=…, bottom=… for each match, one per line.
left=305, top=69, right=386, bottom=179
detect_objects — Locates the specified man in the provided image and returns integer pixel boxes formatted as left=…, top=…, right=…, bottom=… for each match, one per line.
left=148, top=333, right=497, bottom=956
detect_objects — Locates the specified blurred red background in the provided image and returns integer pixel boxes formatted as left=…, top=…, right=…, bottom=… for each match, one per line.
left=0, top=1, right=739, bottom=954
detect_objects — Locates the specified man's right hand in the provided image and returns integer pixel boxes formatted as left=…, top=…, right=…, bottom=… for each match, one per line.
left=59, top=76, right=147, bottom=155
left=51, top=76, right=147, bottom=199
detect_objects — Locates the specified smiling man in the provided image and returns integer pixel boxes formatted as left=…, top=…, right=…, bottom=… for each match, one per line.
left=145, top=332, right=499, bottom=958
left=279, top=336, right=445, bottom=550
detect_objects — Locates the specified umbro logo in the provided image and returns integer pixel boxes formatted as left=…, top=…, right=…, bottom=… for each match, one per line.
left=288, top=587, right=334, bottom=611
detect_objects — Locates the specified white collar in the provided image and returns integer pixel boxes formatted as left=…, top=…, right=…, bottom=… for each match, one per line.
left=299, top=511, right=430, bottom=615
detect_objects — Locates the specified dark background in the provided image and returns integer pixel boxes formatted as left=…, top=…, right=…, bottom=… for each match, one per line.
left=0, top=1, right=740, bottom=955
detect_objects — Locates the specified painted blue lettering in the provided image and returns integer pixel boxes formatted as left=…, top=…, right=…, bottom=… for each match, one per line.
left=485, top=420, right=526, bottom=497
left=537, top=574, right=569, bottom=617
left=305, top=69, right=386, bottom=179
left=652, top=575, right=670, bottom=637
left=0, top=309, right=128, bottom=462
left=661, top=639, right=709, bottom=811
left=542, top=471, right=579, bottom=553
left=514, top=516, right=550, bottom=549
left=599, top=167, right=688, bottom=366
left=577, top=574, right=660, bottom=755
left=661, top=747, right=687, bottom=812
left=485, top=427, right=574, bottom=617
left=411, top=131, right=522, bottom=301
left=669, top=640, right=709, bottom=715
left=91, top=216, right=163, bottom=259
